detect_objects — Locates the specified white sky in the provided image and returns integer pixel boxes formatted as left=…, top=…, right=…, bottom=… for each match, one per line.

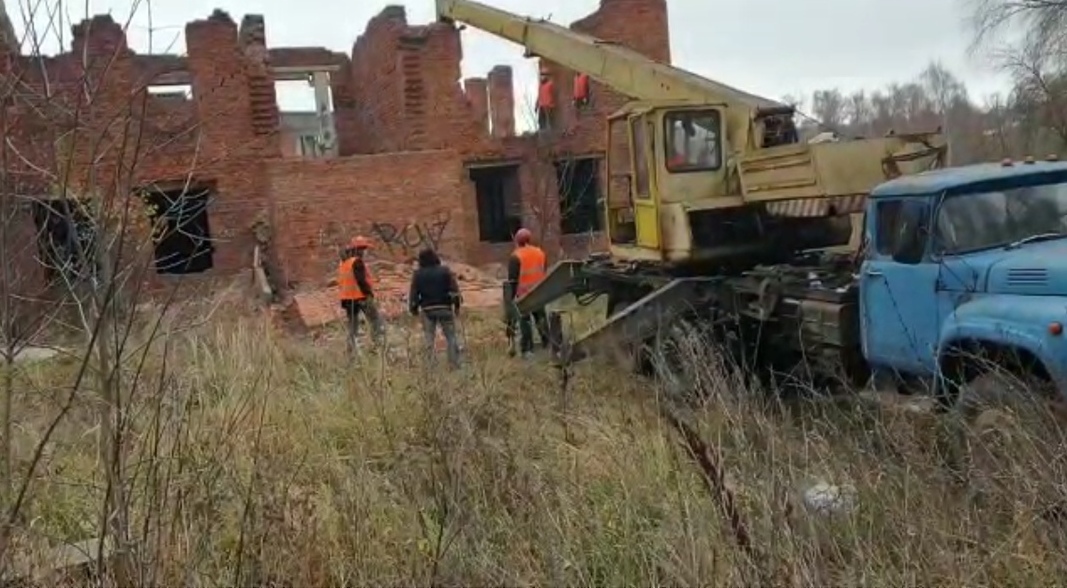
left=8, top=0, right=1013, bottom=123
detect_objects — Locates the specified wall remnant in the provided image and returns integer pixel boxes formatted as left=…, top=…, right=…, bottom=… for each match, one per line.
left=0, top=0, right=669, bottom=301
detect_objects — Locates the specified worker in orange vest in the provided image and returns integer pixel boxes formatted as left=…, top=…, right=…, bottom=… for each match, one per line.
left=573, top=72, right=590, bottom=109
left=337, top=235, right=385, bottom=355
left=537, top=70, right=555, bottom=131
left=507, top=228, right=550, bottom=358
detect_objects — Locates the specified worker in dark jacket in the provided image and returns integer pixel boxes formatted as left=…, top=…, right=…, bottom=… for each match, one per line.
left=409, top=248, right=462, bottom=368
left=337, top=236, right=385, bottom=354
left=508, top=228, right=550, bottom=358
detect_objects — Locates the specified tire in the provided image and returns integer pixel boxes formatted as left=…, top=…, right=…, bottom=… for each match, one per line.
left=950, top=369, right=1065, bottom=488
left=955, top=369, right=1054, bottom=425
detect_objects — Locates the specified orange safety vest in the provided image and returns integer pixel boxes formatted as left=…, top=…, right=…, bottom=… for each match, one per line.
left=337, top=257, right=374, bottom=300
left=537, top=80, right=556, bottom=109
left=573, top=73, right=590, bottom=102
left=514, top=245, right=546, bottom=296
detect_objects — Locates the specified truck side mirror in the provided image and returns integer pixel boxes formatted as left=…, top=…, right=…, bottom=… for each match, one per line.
left=891, top=201, right=929, bottom=264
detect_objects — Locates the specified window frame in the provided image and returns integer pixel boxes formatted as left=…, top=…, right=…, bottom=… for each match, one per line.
left=663, top=109, right=723, bottom=174
left=629, top=117, right=651, bottom=199
left=872, top=197, right=932, bottom=262
left=932, top=184, right=1067, bottom=256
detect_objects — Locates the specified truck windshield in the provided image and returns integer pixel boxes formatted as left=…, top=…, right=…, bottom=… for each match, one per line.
left=935, top=181, right=1067, bottom=254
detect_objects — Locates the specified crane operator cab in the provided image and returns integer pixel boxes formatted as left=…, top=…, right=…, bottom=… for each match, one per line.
left=605, top=103, right=809, bottom=266
left=666, top=116, right=719, bottom=171
left=604, top=101, right=939, bottom=270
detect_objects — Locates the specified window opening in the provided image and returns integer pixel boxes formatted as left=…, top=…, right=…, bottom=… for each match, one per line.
left=144, top=185, right=215, bottom=274
left=469, top=164, right=522, bottom=243
left=664, top=110, right=722, bottom=172
left=555, top=157, right=602, bottom=234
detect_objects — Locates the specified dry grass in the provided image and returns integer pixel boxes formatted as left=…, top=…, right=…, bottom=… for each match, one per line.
left=4, top=298, right=1067, bottom=586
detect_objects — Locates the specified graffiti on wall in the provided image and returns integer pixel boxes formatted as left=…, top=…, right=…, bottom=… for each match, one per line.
left=316, top=211, right=452, bottom=261
left=370, top=214, right=449, bottom=258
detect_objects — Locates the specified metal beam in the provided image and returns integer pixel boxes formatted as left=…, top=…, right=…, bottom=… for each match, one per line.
left=149, top=63, right=341, bottom=86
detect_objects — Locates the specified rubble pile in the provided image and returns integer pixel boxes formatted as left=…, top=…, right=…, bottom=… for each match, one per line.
left=291, top=259, right=502, bottom=328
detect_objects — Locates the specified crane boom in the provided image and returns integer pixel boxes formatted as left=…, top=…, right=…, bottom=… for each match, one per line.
left=435, top=0, right=785, bottom=111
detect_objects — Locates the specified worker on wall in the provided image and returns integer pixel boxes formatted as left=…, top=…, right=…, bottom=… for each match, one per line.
left=573, top=72, right=590, bottom=110
left=537, top=69, right=555, bottom=131
left=508, top=228, right=550, bottom=358
left=409, top=247, right=463, bottom=369
left=337, top=236, right=385, bottom=355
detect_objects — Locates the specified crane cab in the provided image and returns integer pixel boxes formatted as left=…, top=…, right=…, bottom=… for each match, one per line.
left=604, top=101, right=947, bottom=270
left=605, top=102, right=753, bottom=265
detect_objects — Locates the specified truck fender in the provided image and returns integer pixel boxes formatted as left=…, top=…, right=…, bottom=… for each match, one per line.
left=936, top=298, right=1066, bottom=394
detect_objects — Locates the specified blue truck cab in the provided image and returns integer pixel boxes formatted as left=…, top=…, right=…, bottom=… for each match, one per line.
left=861, top=159, right=1067, bottom=398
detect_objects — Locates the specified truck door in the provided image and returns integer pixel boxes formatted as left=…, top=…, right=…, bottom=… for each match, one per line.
left=628, top=115, right=660, bottom=249
left=860, top=198, right=941, bottom=375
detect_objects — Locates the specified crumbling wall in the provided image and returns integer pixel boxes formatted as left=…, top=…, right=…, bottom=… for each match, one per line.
left=1, top=0, right=669, bottom=302
left=268, top=150, right=468, bottom=286
left=0, top=9, right=285, bottom=299
left=346, top=6, right=491, bottom=155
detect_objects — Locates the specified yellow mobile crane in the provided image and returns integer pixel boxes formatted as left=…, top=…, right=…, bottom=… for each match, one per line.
left=437, top=0, right=947, bottom=380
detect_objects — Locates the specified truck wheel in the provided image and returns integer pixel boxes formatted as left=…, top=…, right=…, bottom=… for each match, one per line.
left=955, top=369, right=1058, bottom=425
left=951, top=369, right=1064, bottom=485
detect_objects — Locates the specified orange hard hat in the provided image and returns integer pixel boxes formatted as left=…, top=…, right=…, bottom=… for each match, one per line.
left=514, top=228, right=532, bottom=245
left=350, top=235, right=371, bottom=249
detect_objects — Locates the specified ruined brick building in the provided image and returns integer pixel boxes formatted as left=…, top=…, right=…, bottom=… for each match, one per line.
left=0, top=0, right=670, bottom=299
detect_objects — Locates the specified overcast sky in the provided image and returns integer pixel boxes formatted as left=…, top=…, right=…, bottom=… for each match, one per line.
left=11, top=0, right=1012, bottom=123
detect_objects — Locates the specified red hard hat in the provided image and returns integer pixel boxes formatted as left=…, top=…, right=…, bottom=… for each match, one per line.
left=514, top=228, right=532, bottom=245
left=350, top=235, right=371, bottom=249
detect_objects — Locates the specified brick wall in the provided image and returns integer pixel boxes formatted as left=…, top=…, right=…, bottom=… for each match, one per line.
left=1, top=0, right=671, bottom=307
left=267, top=150, right=468, bottom=287
left=464, top=78, right=489, bottom=133
left=487, top=66, right=515, bottom=138
left=538, top=0, right=670, bottom=152
left=345, top=6, right=491, bottom=155
left=0, top=9, right=286, bottom=298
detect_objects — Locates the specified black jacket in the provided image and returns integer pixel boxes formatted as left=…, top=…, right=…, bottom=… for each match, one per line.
left=410, top=252, right=461, bottom=313
left=507, top=253, right=521, bottom=299
left=340, top=247, right=374, bottom=297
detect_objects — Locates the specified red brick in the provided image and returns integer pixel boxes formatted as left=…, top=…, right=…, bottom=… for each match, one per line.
left=464, top=78, right=489, bottom=134
left=0, top=0, right=669, bottom=307
left=487, top=66, right=515, bottom=138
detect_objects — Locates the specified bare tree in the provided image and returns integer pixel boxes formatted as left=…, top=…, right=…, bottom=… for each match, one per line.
left=920, top=61, right=969, bottom=163
left=968, top=0, right=1067, bottom=58
left=811, top=89, right=846, bottom=130
left=518, top=97, right=604, bottom=259
left=846, top=90, right=872, bottom=135
left=996, top=43, right=1067, bottom=149
left=0, top=1, right=270, bottom=583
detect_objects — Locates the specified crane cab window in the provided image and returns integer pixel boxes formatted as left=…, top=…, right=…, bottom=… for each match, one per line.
left=664, top=110, right=721, bottom=172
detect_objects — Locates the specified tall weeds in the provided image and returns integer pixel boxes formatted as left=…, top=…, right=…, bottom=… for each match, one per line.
left=4, top=309, right=1066, bottom=585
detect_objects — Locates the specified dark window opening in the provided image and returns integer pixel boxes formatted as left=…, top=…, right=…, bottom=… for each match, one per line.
left=470, top=164, right=522, bottom=243
left=32, top=199, right=96, bottom=284
left=555, top=157, right=602, bottom=234
left=143, top=186, right=214, bottom=274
